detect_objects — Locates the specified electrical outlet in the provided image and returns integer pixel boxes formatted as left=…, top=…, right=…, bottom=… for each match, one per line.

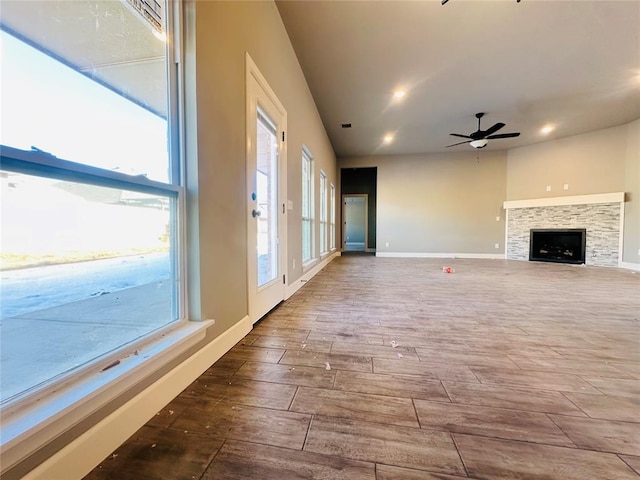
left=293, top=258, right=296, bottom=269
left=495, top=243, right=500, bottom=249
left=496, top=216, right=500, bottom=222
left=563, top=184, right=569, bottom=190
left=385, top=242, right=389, bottom=247
left=546, top=185, right=551, bottom=192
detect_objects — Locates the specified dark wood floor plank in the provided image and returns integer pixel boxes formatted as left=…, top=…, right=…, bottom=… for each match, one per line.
left=415, top=347, right=518, bottom=369
left=469, top=366, right=602, bottom=393
left=146, top=395, right=195, bottom=429
left=374, top=357, right=479, bottom=383
left=203, top=440, right=375, bottom=480
left=304, top=416, right=465, bottom=476
left=414, top=399, right=574, bottom=446
left=507, top=355, right=633, bottom=378
left=620, top=455, right=640, bottom=475
left=179, top=376, right=297, bottom=410
left=331, top=341, right=419, bottom=360
left=252, top=335, right=333, bottom=353
left=84, top=426, right=223, bottom=480
left=454, top=433, right=640, bottom=480
left=170, top=402, right=311, bottom=449
left=548, top=414, right=640, bottom=456
left=291, top=386, right=419, bottom=427
left=442, top=381, right=587, bottom=416
left=583, top=377, right=640, bottom=398
left=235, top=361, right=335, bottom=388
left=280, top=349, right=373, bottom=372
left=222, top=345, right=286, bottom=363
left=375, top=465, right=474, bottom=479
left=562, top=392, right=640, bottom=422
left=334, top=370, right=450, bottom=402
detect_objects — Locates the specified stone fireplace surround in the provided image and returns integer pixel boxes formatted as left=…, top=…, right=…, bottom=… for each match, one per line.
left=504, top=192, right=625, bottom=268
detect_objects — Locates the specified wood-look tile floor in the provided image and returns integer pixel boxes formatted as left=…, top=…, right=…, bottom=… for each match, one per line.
left=85, top=257, right=640, bottom=479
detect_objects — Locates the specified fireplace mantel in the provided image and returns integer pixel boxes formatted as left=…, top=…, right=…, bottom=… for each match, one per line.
left=503, top=192, right=624, bottom=210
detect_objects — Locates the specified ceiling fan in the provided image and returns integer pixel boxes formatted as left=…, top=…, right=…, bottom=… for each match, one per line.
left=446, top=112, right=520, bottom=149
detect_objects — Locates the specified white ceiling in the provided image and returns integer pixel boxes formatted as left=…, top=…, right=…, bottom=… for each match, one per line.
left=276, top=0, right=640, bottom=157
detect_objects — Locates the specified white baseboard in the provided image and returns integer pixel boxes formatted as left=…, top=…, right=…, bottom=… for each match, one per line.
left=22, top=316, right=252, bottom=480
left=619, top=261, right=640, bottom=271
left=376, top=252, right=505, bottom=260
left=286, top=251, right=340, bottom=299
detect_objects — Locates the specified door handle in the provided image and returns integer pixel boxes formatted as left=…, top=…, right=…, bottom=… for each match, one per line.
left=252, top=209, right=261, bottom=218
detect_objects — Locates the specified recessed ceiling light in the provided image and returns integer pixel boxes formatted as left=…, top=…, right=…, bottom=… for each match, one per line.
left=393, top=90, right=406, bottom=99
left=383, top=134, right=394, bottom=144
left=540, top=125, right=554, bottom=135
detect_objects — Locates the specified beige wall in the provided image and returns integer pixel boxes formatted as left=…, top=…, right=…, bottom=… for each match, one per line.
left=339, top=152, right=508, bottom=254
left=624, top=119, right=639, bottom=263
left=506, top=125, right=627, bottom=200
left=190, top=0, right=336, bottom=330
left=507, top=121, right=640, bottom=264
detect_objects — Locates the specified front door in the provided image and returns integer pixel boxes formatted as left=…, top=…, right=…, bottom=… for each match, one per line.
left=246, top=55, right=287, bottom=323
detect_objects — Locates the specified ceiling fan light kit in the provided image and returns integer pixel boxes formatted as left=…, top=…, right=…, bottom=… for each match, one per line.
left=470, top=139, right=488, bottom=149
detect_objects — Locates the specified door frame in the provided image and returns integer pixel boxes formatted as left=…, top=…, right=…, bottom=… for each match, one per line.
left=342, top=194, right=368, bottom=252
left=245, top=53, right=287, bottom=324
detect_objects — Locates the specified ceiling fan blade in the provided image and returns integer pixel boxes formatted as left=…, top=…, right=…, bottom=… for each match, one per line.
left=449, top=133, right=473, bottom=139
left=487, top=132, right=521, bottom=139
left=482, top=122, right=505, bottom=137
left=446, top=140, right=472, bottom=147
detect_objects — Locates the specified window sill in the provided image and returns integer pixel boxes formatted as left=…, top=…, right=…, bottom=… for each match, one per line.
left=0, top=319, right=213, bottom=474
left=302, top=258, right=318, bottom=272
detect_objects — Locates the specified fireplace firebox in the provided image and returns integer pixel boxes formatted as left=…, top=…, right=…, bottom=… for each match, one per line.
left=529, top=229, right=586, bottom=264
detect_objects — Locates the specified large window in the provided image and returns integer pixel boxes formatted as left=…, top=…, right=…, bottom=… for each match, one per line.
left=0, top=0, right=182, bottom=405
left=319, top=171, right=328, bottom=254
left=330, top=183, right=336, bottom=250
left=301, top=148, right=314, bottom=263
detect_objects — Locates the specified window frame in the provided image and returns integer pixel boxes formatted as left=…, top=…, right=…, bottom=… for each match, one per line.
left=0, top=0, right=192, bottom=472
left=329, top=182, right=336, bottom=250
left=319, top=171, right=327, bottom=255
left=301, top=147, right=315, bottom=265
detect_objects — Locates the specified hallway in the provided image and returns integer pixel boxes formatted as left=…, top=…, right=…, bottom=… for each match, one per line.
left=86, top=256, right=640, bottom=479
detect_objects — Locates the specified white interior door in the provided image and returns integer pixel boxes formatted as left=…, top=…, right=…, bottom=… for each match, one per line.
left=246, top=54, right=287, bottom=323
left=343, top=194, right=367, bottom=252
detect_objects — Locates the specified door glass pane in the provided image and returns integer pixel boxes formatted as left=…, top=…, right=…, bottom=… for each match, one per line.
left=256, top=110, right=278, bottom=287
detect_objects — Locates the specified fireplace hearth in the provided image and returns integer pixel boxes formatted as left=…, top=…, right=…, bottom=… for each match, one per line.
left=529, top=229, right=586, bottom=264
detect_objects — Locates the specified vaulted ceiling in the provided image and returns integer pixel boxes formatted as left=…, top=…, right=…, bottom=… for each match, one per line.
left=1, top=1, right=638, bottom=157
left=276, top=1, right=640, bottom=156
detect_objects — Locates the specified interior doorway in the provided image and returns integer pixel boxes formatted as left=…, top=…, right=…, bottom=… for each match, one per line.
left=340, top=167, right=376, bottom=252
left=343, top=194, right=368, bottom=252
